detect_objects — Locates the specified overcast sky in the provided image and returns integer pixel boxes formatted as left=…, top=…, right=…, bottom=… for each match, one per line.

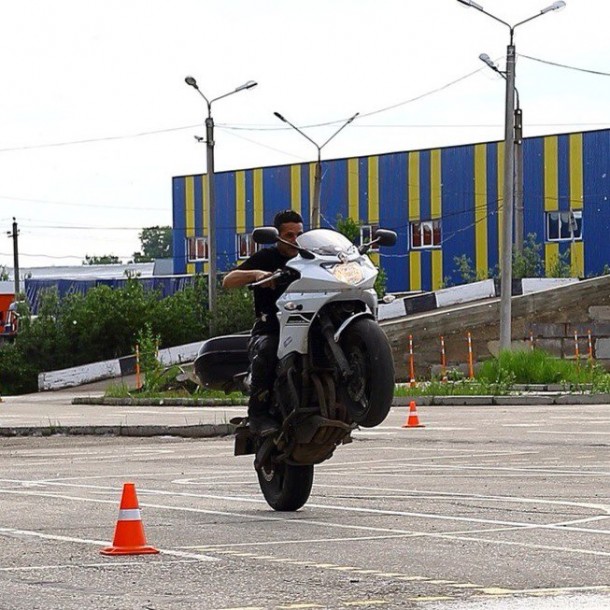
left=1, top=0, right=609, bottom=269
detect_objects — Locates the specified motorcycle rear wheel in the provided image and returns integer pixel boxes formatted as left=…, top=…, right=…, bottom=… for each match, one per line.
left=257, top=460, right=314, bottom=511
left=339, top=317, right=395, bottom=427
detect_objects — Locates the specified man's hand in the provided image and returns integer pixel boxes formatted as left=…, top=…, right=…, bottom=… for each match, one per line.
left=222, top=268, right=276, bottom=289
left=252, top=270, right=276, bottom=289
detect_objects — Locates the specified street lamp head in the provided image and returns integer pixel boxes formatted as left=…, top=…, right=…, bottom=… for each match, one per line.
left=541, top=1, right=566, bottom=14
left=479, top=53, right=496, bottom=69
left=185, top=76, right=198, bottom=89
left=273, top=111, right=287, bottom=123
left=456, top=0, right=484, bottom=10
left=235, top=80, right=258, bottom=92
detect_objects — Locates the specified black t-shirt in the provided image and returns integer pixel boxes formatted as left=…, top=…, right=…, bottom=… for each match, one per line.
left=236, top=246, right=293, bottom=335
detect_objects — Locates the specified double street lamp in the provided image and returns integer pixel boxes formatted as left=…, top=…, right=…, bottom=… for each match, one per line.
left=457, top=0, right=566, bottom=351
left=185, top=76, right=257, bottom=331
left=273, top=111, right=359, bottom=229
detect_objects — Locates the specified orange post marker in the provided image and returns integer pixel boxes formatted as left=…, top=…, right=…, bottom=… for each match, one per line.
left=409, top=335, right=416, bottom=388
left=574, top=330, right=580, bottom=368
left=440, top=335, right=447, bottom=382
left=529, top=331, right=535, bottom=351
left=467, top=332, right=474, bottom=379
left=588, top=329, right=594, bottom=363
left=402, top=400, right=425, bottom=428
left=101, top=483, right=159, bottom=556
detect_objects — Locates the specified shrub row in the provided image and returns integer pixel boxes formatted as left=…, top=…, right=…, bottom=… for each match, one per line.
left=0, top=276, right=254, bottom=395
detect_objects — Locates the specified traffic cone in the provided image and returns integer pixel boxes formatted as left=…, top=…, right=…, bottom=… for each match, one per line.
left=402, top=400, right=425, bottom=428
left=100, top=483, right=159, bottom=556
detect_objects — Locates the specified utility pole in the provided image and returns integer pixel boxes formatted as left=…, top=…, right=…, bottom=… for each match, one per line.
left=460, top=0, right=566, bottom=351
left=499, top=40, right=516, bottom=351
left=9, top=218, right=19, bottom=296
left=185, top=76, right=257, bottom=335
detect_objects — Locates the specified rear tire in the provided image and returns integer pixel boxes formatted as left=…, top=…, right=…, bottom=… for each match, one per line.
left=339, top=318, right=395, bottom=427
left=257, top=461, right=314, bottom=511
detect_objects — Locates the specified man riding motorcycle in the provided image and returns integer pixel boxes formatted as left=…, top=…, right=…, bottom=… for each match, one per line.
left=222, top=209, right=304, bottom=437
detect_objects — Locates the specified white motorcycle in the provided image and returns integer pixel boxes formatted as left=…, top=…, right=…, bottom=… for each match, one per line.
left=195, top=226, right=397, bottom=511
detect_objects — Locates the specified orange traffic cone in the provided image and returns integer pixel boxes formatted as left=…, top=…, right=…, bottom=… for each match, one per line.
left=402, top=400, right=425, bottom=428
left=101, top=483, right=159, bottom=556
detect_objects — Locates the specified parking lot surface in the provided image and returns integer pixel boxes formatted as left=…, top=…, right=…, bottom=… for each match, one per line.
left=0, top=403, right=608, bottom=609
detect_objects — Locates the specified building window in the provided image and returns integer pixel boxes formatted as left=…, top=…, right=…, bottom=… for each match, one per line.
left=186, top=236, right=208, bottom=262
left=236, top=232, right=259, bottom=259
left=546, top=210, right=582, bottom=241
left=410, top=220, right=441, bottom=249
left=360, top=224, right=380, bottom=251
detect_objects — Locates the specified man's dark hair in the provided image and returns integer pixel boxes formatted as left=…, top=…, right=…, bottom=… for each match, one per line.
left=273, top=209, right=303, bottom=229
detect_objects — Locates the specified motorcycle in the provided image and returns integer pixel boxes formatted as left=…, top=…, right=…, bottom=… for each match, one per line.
left=194, top=226, right=397, bottom=511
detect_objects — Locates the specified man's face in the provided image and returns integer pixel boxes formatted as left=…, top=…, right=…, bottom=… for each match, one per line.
left=277, top=221, right=304, bottom=257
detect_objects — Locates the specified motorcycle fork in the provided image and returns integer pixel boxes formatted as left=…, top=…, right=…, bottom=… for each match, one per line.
left=318, top=313, right=352, bottom=380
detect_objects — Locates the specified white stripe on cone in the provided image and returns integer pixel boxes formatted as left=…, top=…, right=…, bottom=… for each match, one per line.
left=118, top=508, right=141, bottom=521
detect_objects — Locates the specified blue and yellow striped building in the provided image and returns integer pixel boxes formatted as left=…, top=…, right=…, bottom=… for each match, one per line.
left=172, top=128, right=610, bottom=292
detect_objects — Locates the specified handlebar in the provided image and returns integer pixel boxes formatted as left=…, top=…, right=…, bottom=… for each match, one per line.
left=247, top=270, right=285, bottom=290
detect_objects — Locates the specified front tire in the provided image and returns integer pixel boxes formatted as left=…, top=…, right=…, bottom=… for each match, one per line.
left=257, top=461, right=314, bottom=511
left=339, top=318, right=395, bottom=427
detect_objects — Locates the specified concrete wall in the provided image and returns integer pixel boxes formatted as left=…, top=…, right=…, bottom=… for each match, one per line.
left=382, top=274, right=610, bottom=381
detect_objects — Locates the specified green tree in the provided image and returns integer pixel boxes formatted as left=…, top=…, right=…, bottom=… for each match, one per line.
left=83, top=254, right=122, bottom=265
left=132, top=226, right=172, bottom=262
left=513, top=233, right=543, bottom=279
left=335, top=214, right=387, bottom=296
left=547, top=247, right=572, bottom=278
left=335, top=214, right=362, bottom=243
left=157, top=275, right=210, bottom=345
left=211, top=285, right=255, bottom=336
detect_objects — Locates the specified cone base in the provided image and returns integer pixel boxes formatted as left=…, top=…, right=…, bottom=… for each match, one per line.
left=100, top=545, right=159, bottom=556
left=402, top=424, right=425, bottom=428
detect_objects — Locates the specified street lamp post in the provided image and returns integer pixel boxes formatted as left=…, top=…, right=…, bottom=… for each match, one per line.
left=458, top=0, right=566, bottom=351
left=273, top=112, right=359, bottom=229
left=185, top=76, right=257, bottom=333
left=479, top=53, right=524, bottom=254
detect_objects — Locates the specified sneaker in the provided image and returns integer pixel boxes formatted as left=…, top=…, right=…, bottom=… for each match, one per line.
left=248, top=414, right=280, bottom=437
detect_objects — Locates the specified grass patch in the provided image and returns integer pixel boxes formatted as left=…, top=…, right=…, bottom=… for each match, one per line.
left=104, top=382, right=244, bottom=400
left=395, top=380, right=509, bottom=397
left=105, top=348, right=610, bottom=399
left=478, top=348, right=602, bottom=387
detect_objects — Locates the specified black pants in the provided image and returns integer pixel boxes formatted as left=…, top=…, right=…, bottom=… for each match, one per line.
left=247, top=333, right=279, bottom=417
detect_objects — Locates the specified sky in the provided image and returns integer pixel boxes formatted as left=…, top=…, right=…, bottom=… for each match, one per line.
left=1, top=0, right=609, bottom=270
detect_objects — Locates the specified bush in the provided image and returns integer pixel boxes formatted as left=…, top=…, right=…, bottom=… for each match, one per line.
left=156, top=275, right=209, bottom=346
left=0, top=276, right=255, bottom=395
left=0, top=343, right=39, bottom=395
left=477, top=348, right=594, bottom=385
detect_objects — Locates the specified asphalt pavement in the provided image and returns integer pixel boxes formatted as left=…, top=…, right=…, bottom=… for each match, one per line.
left=2, top=376, right=610, bottom=438
left=0, top=382, right=243, bottom=437
left=0, top=403, right=608, bottom=609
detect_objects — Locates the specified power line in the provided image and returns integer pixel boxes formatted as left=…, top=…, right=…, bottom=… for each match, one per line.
left=0, top=68, right=490, bottom=157
left=519, top=53, right=610, bottom=77
left=217, top=127, right=308, bottom=160
left=0, top=194, right=167, bottom=211
left=218, top=68, right=487, bottom=133
left=0, top=124, right=201, bottom=153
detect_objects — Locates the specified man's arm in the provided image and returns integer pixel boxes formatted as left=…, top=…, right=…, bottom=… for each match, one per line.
left=222, top=268, right=273, bottom=289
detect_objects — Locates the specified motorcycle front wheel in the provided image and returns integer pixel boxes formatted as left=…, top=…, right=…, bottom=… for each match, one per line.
left=257, top=460, right=314, bottom=511
left=339, top=317, right=395, bottom=427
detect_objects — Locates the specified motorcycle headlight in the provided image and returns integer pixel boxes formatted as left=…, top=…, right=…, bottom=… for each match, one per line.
left=327, top=261, right=364, bottom=285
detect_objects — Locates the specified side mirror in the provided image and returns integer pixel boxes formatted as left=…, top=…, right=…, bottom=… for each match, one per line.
left=374, top=229, right=397, bottom=247
left=252, top=227, right=279, bottom=245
